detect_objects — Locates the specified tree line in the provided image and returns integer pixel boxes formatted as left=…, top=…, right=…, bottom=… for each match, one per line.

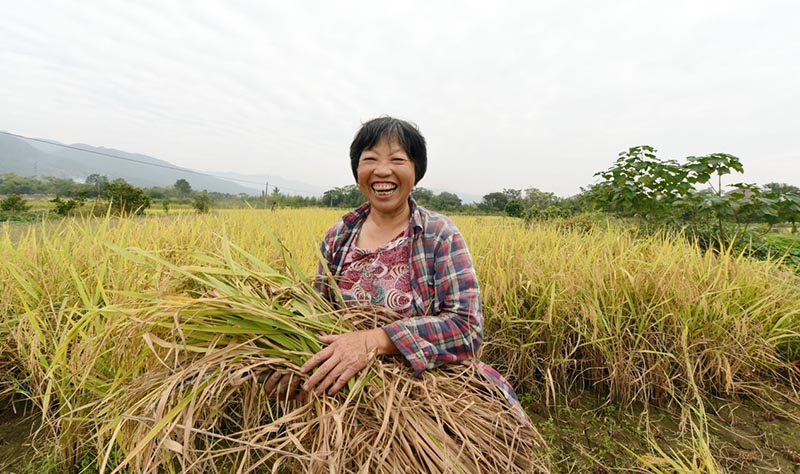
left=2, top=146, right=799, bottom=237
left=0, top=174, right=208, bottom=217
left=0, top=173, right=583, bottom=217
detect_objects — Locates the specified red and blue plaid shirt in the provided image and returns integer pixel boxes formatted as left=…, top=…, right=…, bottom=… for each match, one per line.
left=316, top=199, right=522, bottom=411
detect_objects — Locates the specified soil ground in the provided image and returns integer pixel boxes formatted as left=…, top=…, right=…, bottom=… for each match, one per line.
left=525, top=389, right=800, bottom=473
left=1, top=391, right=799, bottom=473
left=0, top=400, right=38, bottom=474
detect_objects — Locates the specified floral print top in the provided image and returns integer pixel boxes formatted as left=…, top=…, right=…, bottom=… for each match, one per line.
left=339, top=229, right=414, bottom=317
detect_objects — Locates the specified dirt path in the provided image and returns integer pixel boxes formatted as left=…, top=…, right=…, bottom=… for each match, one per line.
left=527, top=390, right=800, bottom=472
left=0, top=402, right=38, bottom=474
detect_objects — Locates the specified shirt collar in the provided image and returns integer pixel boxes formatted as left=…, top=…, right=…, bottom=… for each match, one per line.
left=341, top=201, right=370, bottom=230
left=408, top=197, right=424, bottom=237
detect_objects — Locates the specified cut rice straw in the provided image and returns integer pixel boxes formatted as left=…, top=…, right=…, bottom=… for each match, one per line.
left=92, top=239, right=548, bottom=473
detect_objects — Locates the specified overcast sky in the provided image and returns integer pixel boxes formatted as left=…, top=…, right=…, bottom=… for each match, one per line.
left=1, top=1, right=799, bottom=198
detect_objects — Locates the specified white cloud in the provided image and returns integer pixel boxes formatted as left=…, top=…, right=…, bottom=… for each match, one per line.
left=1, top=0, right=799, bottom=198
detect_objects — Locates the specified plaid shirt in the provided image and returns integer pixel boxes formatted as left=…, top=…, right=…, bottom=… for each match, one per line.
left=317, top=198, right=483, bottom=375
left=316, top=199, right=524, bottom=415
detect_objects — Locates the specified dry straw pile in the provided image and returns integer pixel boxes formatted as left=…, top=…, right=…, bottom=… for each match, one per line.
left=98, top=241, right=547, bottom=473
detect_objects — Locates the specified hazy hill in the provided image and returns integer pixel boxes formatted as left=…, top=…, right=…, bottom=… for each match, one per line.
left=1, top=132, right=481, bottom=202
left=0, top=133, right=64, bottom=177
left=0, top=133, right=315, bottom=196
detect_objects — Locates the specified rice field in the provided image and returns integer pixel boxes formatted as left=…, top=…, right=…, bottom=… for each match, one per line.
left=1, top=209, right=799, bottom=472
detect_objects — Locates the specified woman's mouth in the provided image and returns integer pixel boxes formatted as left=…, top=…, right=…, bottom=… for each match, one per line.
left=371, top=183, right=397, bottom=196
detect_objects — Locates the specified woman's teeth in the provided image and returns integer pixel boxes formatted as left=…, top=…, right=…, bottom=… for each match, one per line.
left=372, top=184, right=397, bottom=194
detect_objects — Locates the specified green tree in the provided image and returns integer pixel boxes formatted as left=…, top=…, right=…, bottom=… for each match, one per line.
left=760, top=185, right=800, bottom=233
left=103, top=179, right=150, bottom=216
left=479, top=192, right=509, bottom=213
left=524, top=205, right=569, bottom=224
left=322, top=185, right=364, bottom=208
left=411, top=187, right=436, bottom=208
left=409, top=188, right=464, bottom=212
left=0, top=194, right=30, bottom=213
left=775, top=194, right=800, bottom=233
left=762, top=182, right=800, bottom=195
left=504, top=199, right=525, bottom=218
left=51, top=196, right=84, bottom=216
left=590, top=147, right=796, bottom=249
left=683, top=153, right=744, bottom=242
left=174, top=179, right=192, bottom=196
left=727, top=184, right=778, bottom=227
left=523, top=188, right=559, bottom=210
left=0, top=174, right=38, bottom=195
left=147, top=186, right=169, bottom=199
left=192, top=191, right=212, bottom=213
left=592, top=146, right=691, bottom=219
left=480, top=189, right=525, bottom=214
left=435, top=192, right=463, bottom=212
left=685, top=153, right=744, bottom=191
left=85, top=174, right=109, bottom=198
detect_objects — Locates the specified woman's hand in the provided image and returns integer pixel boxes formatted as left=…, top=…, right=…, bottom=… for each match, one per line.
left=263, top=369, right=307, bottom=402
left=301, top=328, right=398, bottom=396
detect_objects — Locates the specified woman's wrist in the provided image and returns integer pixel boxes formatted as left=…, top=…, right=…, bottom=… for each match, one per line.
left=368, top=328, right=399, bottom=356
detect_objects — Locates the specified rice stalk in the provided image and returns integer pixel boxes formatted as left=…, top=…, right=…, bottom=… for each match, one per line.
left=3, top=210, right=800, bottom=471
left=84, top=240, right=549, bottom=473
left=477, top=221, right=800, bottom=414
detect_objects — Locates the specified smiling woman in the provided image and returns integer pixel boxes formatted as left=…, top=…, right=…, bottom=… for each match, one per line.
left=264, top=116, right=530, bottom=422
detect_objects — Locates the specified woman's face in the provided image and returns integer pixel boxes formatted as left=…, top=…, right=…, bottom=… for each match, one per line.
left=357, top=136, right=416, bottom=218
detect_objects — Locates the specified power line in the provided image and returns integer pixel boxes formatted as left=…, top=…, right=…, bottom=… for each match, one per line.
left=0, top=130, right=324, bottom=196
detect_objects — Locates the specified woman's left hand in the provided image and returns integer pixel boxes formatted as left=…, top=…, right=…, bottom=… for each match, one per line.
left=301, top=328, right=396, bottom=396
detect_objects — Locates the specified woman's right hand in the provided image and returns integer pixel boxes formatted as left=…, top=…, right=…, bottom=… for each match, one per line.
left=263, top=370, right=307, bottom=402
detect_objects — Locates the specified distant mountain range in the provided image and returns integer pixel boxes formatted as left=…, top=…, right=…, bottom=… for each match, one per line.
left=0, top=132, right=323, bottom=196
left=0, top=132, right=484, bottom=203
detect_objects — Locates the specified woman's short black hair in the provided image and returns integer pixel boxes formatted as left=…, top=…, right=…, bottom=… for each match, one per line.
left=350, top=116, right=427, bottom=184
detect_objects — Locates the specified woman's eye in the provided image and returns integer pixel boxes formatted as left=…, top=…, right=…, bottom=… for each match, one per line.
left=361, top=157, right=376, bottom=162
left=392, top=157, right=407, bottom=163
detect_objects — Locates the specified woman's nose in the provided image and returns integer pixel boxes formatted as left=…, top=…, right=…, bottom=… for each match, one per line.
left=374, top=160, right=391, bottom=175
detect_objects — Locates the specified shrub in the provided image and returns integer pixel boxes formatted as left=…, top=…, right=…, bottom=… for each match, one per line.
left=524, top=206, right=571, bottom=225
left=192, top=192, right=212, bottom=213
left=752, top=233, right=800, bottom=272
left=504, top=199, right=524, bottom=218
left=0, top=194, right=30, bottom=213
left=103, top=179, right=150, bottom=216
left=51, top=196, right=85, bottom=216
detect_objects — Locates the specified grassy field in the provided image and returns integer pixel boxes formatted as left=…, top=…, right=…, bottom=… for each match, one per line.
left=1, top=209, right=799, bottom=472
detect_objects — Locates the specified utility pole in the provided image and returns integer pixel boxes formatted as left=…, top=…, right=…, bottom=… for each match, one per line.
left=264, top=181, right=269, bottom=209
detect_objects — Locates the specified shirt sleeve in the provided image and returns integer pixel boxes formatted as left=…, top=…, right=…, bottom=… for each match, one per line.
left=382, top=229, right=483, bottom=376
left=313, top=225, right=336, bottom=300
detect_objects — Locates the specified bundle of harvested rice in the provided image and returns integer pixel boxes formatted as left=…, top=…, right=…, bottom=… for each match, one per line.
left=96, top=241, right=548, bottom=473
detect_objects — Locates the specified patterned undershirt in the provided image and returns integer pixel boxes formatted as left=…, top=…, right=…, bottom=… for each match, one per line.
left=339, top=229, right=413, bottom=315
